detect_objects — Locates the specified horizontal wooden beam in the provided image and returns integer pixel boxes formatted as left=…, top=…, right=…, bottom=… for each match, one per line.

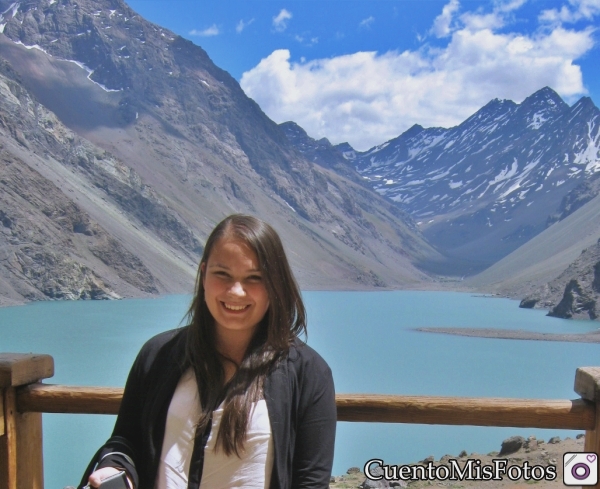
left=16, top=384, right=596, bottom=430
left=17, top=384, right=122, bottom=415
left=336, top=394, right=595, bottom=430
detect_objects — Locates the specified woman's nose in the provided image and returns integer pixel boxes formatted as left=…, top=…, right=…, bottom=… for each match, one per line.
left=228, top=281, right=245, bottom=296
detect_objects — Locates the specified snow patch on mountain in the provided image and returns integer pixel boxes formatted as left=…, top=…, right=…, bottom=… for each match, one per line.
left=528, top=112, right=548, bottom=129
left=8, top=38, right=123, bottom=93
left=490, top=159, right=519, bottom=186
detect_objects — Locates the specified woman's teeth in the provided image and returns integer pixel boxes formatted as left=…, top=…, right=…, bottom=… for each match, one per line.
left=223, top=303, right=248, bottom=311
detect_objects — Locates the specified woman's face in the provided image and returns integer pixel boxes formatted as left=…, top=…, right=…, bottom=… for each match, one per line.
left=202, top=237, right=270, bottom=343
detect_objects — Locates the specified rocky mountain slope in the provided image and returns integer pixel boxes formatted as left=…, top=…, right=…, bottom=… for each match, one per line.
left=519, top=238, right=600, bottom=320
left=295, top=88, right=599, bottom=274
left=279, top=121, right=366, bottom=185
left=0, top=0, right=441, bottom=304
left=0, top=56, right=195, bottom=304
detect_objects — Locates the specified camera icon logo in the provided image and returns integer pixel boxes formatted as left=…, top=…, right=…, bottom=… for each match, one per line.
left=564, top=452, right=598, bottom=486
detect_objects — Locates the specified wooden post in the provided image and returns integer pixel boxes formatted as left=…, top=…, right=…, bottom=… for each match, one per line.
left=574, top=366, right=600, bottom=489
left=0, top=354, right=54, bottom=489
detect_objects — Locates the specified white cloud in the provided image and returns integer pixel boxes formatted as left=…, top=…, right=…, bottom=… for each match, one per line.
left=273, top=9, right=292, bottom=32
left=540, top=0, right=600, bottom=24
left=236, top=18, right=255, bottom=33
left=241, top=2, right=595, bottom=151
left=460, top=11, right=505, bottom=31
left=431, top=0, right=460, bottom=38
left=433, top=0, right=528, bottom=38
left=359, top=16, right=375, bottom=29
left=495, top=0, right=528, bottom=13
left=189, top=25, right=220, bottom=37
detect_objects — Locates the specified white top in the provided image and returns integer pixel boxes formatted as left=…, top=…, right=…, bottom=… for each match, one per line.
left=155, top=369, right=273, bottom=489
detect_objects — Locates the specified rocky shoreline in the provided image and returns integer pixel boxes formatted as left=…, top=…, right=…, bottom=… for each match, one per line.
left=416, top=327, right=600, bottom=343
left=330, top=434, right=587, bottom=488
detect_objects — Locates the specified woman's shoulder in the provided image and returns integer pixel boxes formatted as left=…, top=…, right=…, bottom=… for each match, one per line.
left=133, top=326, right=189, bottom=371
left=142, top=326, right=188, bottom=350
left=273, top=339, right=335, bottom=404
left=287, top=338, right=332, bottom=375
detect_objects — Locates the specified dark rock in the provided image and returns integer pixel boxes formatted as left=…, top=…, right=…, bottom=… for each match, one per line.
left=347, top=467, right=361, bottom=474
left=519, top=298, right=537, bottom=308
left=361, top=481, right=386, bottom=489
left=549, top=279, right=597, bottom=319
left=577, top=433, right=585, bottom=439
left=548, top=436, right=561, bottom=444
left=592, top=261, right=600, bottom=293
left=499, top=436, right=525, bottom=456
left=15, top=247, right=119, bottom=301
left=360, top=466, right=387, bottom=489
left=524, top=436, right=538, bottom=450
left=520, top=239, right=600, bottom=321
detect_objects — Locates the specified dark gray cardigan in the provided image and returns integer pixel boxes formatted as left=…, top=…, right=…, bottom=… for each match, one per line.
left=79, top=327, right=336, bottom=489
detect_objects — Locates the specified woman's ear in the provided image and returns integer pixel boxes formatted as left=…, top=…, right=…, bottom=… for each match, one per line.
left=200, top=262, right=206, bottom=284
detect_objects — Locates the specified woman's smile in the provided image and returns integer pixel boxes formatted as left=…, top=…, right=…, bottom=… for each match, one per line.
left=222, top=302, right=250, bottom=312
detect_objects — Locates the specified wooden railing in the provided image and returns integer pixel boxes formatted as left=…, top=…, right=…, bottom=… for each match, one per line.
left=2, top=353, right=600, bottom=489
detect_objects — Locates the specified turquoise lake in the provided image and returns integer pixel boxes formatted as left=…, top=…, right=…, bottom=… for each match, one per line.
left=1, top=291, right=600, bottom=488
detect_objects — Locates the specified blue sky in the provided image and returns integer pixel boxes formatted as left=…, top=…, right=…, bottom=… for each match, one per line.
left=127, top=0, right=600, bottom=150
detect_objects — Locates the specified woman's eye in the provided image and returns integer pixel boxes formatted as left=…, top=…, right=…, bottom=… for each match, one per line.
left=247, top=275, right=262, bottom=282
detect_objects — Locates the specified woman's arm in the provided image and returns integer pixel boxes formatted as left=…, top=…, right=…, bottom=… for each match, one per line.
left=79, top=328, right=186, bottom=489
left=78, top=349, right=148, bottom=489
left=291, top=355, right=337, bottom=488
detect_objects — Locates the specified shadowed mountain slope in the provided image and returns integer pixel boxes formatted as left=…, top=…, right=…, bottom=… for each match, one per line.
left=464, top=193, right=600, bottom=300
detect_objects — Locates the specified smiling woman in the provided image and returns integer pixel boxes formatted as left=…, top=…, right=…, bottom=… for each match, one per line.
left=78, top=214, right=337, bottom=489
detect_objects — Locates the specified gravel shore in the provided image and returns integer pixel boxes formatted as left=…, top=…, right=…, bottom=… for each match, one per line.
left=416, top=327, right=600, bottom=343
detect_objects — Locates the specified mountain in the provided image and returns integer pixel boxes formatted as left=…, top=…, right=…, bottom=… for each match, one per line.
left=334, top=87, right=600, bottom=274
left=0, top=0, right=441, bottom=304
left=278, top=121, right=363, bottom=184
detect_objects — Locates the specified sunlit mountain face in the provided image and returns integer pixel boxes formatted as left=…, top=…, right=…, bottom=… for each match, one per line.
left=0, top=0, right=442, bottom=304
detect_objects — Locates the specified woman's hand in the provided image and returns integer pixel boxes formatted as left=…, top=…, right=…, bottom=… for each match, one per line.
left=87, top=467, right=133, bottom=489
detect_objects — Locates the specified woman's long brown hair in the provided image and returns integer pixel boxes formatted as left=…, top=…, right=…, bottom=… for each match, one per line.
left=185, top=214, right=306, bottom=455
